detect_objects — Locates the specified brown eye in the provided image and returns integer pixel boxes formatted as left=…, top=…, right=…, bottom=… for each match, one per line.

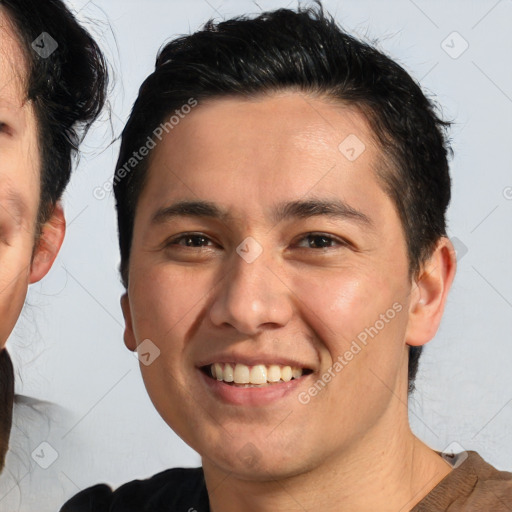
left=295, top=233, right=347, bottom=249
left=166, top=233, right=215, bottom=248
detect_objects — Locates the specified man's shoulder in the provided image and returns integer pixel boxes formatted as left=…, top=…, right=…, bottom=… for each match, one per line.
left=60, top=467, right=208, bottom=512
left=414, top=451, right=512, bottom=511
left=460, top=452, right=512, bottom=509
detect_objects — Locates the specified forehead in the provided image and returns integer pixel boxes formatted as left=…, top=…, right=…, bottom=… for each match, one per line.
left=167, top=93, right=374, bottom=160
left=0, top=9, right=28, bottom=110
left=143, top=93, right=386, bottom=218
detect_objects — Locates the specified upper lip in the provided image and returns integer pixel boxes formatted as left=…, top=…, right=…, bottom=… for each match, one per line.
left=196, top=352, right=316, bottom=370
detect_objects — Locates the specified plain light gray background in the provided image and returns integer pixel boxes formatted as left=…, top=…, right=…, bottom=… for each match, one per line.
left=1, top=0, right=511, bottom=509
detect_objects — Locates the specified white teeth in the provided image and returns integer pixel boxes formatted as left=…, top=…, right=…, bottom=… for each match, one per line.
left=234, top=364, right=250, bottom=384
left=224, top=363, right=234, bottom=382
left=281, top=366, right=292, bottom=382
left=267, top=365, right=281, bottom=382
left=209, top=363, right=304, bottom=385
left=250, top=365, right=267, bottom=384
left=214, top=363, right=223, bottom=381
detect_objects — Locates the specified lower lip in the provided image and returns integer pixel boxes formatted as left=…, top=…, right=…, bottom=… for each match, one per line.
left=199, top=369, right=310, bottom=406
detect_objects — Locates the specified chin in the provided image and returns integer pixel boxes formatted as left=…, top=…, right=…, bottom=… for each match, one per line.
left=202, top=440, right=316, bottom=482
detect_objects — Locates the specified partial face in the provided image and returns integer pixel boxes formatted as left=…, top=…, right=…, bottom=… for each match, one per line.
left=124, top=92, right=419, bottom=479
left=0, top=11, right=42, bottom=346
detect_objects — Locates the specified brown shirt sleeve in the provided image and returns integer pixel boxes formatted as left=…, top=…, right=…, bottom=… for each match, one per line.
left=412, top=451, right=512, bottom=511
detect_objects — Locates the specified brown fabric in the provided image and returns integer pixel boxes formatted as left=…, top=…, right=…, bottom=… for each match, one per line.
left=412, top=451, right=512, bottom=511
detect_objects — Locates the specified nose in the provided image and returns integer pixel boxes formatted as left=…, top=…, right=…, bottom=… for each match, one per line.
left=209, top=243, right=293, bottom=335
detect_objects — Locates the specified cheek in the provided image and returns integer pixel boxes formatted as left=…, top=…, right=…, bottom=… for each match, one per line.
left=0, top=253, right=32, bottom=346
left=294, top=268, right=409, bottom=379
left=128, top=262, right=212, bottom=346
left=290, top=271, right=410, bottom=445
left=128, top=265, right=210, bottom=447
left=295, top=271, right=386, bottom=343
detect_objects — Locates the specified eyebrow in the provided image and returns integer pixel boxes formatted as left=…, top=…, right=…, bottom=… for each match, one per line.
left=151, top=198, right=373, bottom=228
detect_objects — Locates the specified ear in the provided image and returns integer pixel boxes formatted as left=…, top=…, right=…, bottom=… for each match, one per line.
left=121, top=292, right=137, bottom=352
left=405, top=236, right=457, bottom=346
left=29, top=203, right=66, bottom=284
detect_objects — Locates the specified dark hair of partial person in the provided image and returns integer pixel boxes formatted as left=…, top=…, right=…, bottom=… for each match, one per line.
left=0, top=0, right=108, bottom=469
left=0, top=350, right=14, bottom=469
left=113, top=1, right=452, bottom=393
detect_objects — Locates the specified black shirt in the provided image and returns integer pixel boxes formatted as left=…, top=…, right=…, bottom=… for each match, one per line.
left=60, top=467, right=209, bottom=512
left=61, top=452, right=512, bottom=511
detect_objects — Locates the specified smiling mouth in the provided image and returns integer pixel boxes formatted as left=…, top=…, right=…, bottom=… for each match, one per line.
left=201, top=363, right=313, bottom=387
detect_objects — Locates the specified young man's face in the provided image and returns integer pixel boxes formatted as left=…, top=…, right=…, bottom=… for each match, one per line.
left=123, top=92, right=444, bottom=479
left=0, top=10, right=65, bottom=349
left=0, top=11, right=40, bottom=347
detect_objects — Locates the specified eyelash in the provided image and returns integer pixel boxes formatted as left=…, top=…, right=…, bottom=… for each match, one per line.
left=165, top=232, right=348, bottom=250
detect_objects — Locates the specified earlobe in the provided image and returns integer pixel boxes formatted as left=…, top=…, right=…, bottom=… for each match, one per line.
left=29, top=203, right=66, bottom=284
left=405, top=237, right=457, bottom=347
left=121, top=293, right=137, bottom=352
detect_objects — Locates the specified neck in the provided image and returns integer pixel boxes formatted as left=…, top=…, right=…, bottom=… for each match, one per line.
left=203, top=419, right=451, bottom=512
